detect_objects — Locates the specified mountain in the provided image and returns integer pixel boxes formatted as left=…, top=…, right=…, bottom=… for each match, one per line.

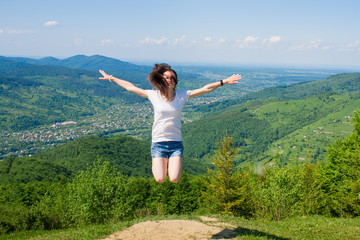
left=56, top=55, right=151, bottom=72
left=0, top=54, right=150, bottom=73
left=0, top=55, right=152, bottom=87
left=0, top=57, right=96, bottom=77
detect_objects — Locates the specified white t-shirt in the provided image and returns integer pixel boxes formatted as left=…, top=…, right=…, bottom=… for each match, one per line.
left=147, top=90, right=191, bottom=143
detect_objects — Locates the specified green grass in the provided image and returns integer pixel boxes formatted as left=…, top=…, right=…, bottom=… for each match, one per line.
left=1, top=215, right=359, bottom=240
left=218, top=215, right=360, bottom=240
left=254, top=94, right=360, bottom=162
left=0, top=221, right=133, bottom=240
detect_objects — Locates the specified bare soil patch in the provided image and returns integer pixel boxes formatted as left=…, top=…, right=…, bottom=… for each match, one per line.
left=101, top=217, right=238, bottom=240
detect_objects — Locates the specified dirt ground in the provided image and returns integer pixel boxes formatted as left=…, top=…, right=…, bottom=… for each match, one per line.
left=101, top=216, right=238, bottom=240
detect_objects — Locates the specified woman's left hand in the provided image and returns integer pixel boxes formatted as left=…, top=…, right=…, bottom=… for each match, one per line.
left=99, top=70, right=111, bottom=80
left=226, top=74, right=241, bottom=85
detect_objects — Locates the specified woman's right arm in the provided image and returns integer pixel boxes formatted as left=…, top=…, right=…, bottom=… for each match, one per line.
left=99, top=70, right=148, bottom=98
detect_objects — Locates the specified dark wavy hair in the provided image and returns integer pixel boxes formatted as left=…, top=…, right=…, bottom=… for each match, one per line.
left=148, top=63, right=178, bottom=97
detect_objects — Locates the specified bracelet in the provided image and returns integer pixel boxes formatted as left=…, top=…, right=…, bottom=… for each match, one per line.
left=220, top=79, right=224, bottom=86
left=109, top=75, right=113, bottom=82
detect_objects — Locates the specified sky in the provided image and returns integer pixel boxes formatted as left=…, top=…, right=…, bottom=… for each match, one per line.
left=1, top=0, right=360, bottom=68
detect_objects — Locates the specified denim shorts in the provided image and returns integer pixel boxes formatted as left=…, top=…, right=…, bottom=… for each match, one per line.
left=151, top=141, right=184, bottom=159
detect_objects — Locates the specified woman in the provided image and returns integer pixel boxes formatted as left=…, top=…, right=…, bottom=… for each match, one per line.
left=99, top=64, right=241, bottom=183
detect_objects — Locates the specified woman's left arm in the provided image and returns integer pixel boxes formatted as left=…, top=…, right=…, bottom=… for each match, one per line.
left=189, top=74, right=241, bottom=98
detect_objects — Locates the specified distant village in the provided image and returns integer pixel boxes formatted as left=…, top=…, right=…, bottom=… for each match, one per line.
left=0, top=103, right=153, bottom=159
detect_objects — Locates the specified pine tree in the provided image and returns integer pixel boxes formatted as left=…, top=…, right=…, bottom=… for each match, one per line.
left=322, top=109, right=360, bottom=217
left=202, top=135, right=247, bottom=215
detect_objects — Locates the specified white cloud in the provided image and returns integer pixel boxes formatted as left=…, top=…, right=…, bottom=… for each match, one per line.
left=218, top=38, right=226, bottom=44
left=346, top=41, right=360, bottom=48
left=0, top=29, right=3, bottom=34
left=269, top=36, right=281, bottom=43
left=309, top=40, right=321, bottom=48
left=261, top=36, right=282, bottom=50
left=44, top=21, right=58, bottom=27
left=244, top=36, right=258, bottom=43
left=204, top=37, right=212, bottom=42
left=140, top=36, right=169, bottom=45
left=340, top=41, right=360, bottom=51
left=101, top=39, right=114, bottom=46
left=173, top=35, right=186, bottom=46
left=236, top=36, right=259, bottom=48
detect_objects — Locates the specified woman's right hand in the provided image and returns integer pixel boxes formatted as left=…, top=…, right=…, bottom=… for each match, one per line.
left=225, top=74, right=241, bottom=85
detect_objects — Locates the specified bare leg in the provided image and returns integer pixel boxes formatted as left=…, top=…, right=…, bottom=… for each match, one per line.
left=152, top=158, right=168, bottom=183
left=168, top=156, right=182, bottom=183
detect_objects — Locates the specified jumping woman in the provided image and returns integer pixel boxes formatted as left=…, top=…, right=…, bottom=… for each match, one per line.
left=99, top=64, right=241, bottom=183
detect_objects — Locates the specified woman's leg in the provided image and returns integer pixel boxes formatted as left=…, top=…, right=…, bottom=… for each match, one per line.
left=152, top=158, right=168, bottom=183
left=168, top=156, right=182, bottom=183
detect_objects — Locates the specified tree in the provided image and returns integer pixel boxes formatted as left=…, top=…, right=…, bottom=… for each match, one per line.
left=322, top=109, right=360, bottom=217
left=66, top=160, right=128, bottom=226
left=202, top=135, right=247, bottom=215
left=168, top=173, right=204, bottom=214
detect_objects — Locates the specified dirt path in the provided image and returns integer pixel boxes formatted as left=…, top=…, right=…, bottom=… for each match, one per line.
left=101, top=216, right=238, bottom=240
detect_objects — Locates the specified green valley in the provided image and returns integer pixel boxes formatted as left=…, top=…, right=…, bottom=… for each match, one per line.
left=0, top=55, right=343, bottom=160
left=0, top=55, right=358, bottom=165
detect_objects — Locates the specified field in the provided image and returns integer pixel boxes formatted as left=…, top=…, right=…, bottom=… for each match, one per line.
left=253, top=94, right=360, bottom=162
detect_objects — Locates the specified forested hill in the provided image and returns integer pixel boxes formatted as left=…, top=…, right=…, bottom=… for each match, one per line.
left=16, top=54, right=151, bottom=73
left=243, top=72, right=360, bottom=100
left=0, top=55, right=151, bottom=85
left=0, top=58, right=96, bottom=78
left=0, top=135, right=207, bottom=183
left=182, top=72, right=360, bottom=164
left=0, top=57, right=148, bottom=131
left=192, top=72, right=360, bottom=113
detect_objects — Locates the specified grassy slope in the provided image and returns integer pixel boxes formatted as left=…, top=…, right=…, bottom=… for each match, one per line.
left=1, top=215, right=359, bottom=240
left=255, top=94, right=360, bottom=162
left=183, top=93, right=360, bottom=164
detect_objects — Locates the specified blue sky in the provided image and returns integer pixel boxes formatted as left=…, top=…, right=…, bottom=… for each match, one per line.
left=1, top=0, right=360, bottom=67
